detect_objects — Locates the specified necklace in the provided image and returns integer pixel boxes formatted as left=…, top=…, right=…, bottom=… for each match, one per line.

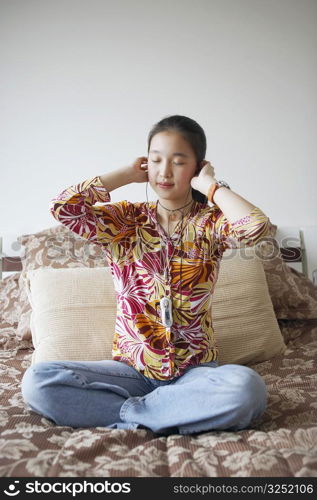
left=158, top=198, right=193, bottom=221
left=157, top=198, right=194, bottom=236
left=158, top=198, right=193, bottom=331
left=146, top=182, right=193, bottom=335
left=160, top=213, right=187, bottom=330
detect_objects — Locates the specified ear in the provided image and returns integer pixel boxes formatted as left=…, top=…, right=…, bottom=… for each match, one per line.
left=195, top=161, right=203, bottom=174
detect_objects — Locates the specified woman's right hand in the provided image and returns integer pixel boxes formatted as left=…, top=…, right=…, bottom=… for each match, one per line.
left=127, top=156, right=149, bottom=183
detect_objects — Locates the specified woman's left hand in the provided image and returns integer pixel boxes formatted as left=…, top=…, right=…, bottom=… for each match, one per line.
left=191, top=161, right=217, bottom=195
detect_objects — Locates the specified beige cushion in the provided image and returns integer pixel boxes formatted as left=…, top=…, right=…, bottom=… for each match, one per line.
left=25, top=247, right=286, bottom=367
left=212, top=246, right=286, bottom=364
left=25, top=267, right=116, bottom=365
left=16, top=224, right=107, bottom=341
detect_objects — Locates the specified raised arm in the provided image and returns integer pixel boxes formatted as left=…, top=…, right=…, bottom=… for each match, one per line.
left=50, top=157, right=149, bottom=246
left=211, top=204, right=274, bottom=251
left=191, top=161, right=275, bottom=251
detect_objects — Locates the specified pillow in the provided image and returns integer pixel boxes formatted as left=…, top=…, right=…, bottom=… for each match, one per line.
left=25, top=249, right=286, bottom=367
left=212, top=246, right=286, bottom=365
left=25, top=267, right=115, bottom=364
left=17, top=224, right=107, bottom=270
left=0, top=272, right=22, bottom=328
left=257, top=237, right=317, bottom=320
left=16, top=225, right=108, bottom=340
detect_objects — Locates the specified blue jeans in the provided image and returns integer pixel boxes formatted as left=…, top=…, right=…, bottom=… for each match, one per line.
left=21, top=359, right=267, bottom=435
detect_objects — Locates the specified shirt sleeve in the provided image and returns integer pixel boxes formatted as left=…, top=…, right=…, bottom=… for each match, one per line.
left=213, top=205, right=275, bottom=252
left=49, top=175, right=135, bottom=247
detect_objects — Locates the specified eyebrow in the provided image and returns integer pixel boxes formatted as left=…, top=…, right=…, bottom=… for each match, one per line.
left=149, top=150, right=189, bottom=158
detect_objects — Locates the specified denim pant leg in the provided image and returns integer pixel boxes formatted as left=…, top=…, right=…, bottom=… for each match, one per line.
left=120, top=363, right=267, bottom=435
left=21, top=360, right=154, bottom=429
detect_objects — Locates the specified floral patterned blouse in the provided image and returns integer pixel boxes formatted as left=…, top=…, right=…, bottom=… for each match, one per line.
left=50, top=175, right=273, bottom=380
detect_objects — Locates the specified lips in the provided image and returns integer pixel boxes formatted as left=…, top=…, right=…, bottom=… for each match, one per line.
left=157, top=183, right=174, bottom=187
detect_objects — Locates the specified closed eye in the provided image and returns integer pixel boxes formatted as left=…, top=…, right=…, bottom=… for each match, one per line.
left=151, top=160, right=184, bottom=165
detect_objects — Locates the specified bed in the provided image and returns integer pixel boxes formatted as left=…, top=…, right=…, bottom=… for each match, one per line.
left=0, top=223, right=317, bottom=478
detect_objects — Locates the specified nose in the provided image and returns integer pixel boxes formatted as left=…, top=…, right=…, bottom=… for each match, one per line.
left=159, top=161, right=173, bottom=178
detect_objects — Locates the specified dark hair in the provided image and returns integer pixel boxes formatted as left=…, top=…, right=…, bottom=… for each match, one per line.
left=147, top=114, right=208, bottom=203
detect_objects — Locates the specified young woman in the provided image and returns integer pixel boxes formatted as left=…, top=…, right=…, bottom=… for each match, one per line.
left=21, top=115, right=273, bottom=435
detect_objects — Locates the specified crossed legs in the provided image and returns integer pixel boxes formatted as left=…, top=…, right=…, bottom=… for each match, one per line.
left=21, top=360, right=267, bottom=435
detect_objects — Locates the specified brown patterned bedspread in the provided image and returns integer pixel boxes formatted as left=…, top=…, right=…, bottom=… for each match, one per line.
left=1, top=273, right=317, bottom=477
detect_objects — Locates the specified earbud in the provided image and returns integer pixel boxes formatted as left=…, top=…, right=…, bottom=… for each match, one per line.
left=140, top=160, right=148, bottom=170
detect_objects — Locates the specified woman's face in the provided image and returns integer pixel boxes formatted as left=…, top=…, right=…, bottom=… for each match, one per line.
left=147, top=131, right=198, bottom=202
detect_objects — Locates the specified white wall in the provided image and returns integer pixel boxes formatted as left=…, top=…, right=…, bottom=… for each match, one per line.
left=1, top=0, right=316, bottom=258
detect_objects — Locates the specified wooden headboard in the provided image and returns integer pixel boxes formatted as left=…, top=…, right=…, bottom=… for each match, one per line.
left=1, top=226, right=316, bottom=284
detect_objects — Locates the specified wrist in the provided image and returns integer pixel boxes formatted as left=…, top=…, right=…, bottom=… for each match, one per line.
left=203, top=178, right=217, bottom=197
left=207, top=180, right=231, bottom=204
left=122, top=166, right=134, bottom=184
